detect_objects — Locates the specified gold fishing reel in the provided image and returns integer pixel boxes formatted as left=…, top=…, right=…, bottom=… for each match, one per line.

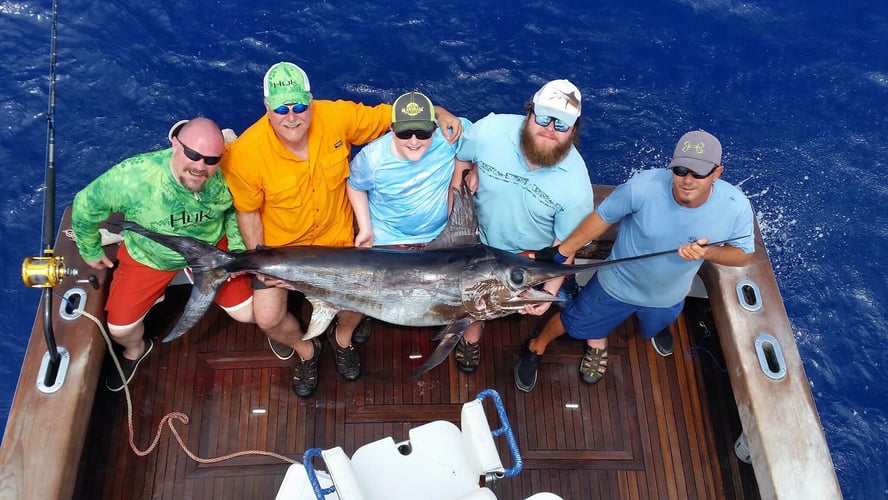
left=21, top=252, right=78, bottom=288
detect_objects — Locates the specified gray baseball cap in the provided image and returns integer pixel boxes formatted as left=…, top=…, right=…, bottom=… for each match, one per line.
left=668, top=130, right=722, bottom=175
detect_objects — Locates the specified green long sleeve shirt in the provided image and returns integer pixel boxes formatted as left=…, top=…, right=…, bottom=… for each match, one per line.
left=71, top=148, right=244, bottom=270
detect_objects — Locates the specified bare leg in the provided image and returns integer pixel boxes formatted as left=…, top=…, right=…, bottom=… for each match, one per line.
left=332, top=310, right=362, bottom=347
left=223, top=297, right=255, bottom=324
left=252, top=287, right=314, bottom=360
left=463, top=321, right=483, bottom=343
left=527, top=312, right=566, bottom=355
left=107, top=321, right=147, bottom=361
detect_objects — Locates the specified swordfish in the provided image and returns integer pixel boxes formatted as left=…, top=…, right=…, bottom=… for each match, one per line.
left=118, top=185, right=607, bottom=374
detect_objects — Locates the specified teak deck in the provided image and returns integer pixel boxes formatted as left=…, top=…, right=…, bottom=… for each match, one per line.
left=73, top=285, right=759, bottom=499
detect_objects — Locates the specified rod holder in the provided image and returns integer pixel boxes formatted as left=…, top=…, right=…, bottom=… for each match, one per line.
left=755, top=334, right=787, bottom=380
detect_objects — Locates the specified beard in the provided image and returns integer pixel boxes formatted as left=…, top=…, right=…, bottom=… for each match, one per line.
left=519, top=122, right=573, bottom=167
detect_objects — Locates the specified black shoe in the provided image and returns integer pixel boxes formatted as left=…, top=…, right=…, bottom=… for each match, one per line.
left=351, top=316, right=373, bottom=344
left=651, top=327, right=674, bottom=357
left=291, top=339, right=321, bottom=397
left=454, top=338, right=481, bottom=373
left=106, top=338, right=153, bottom=392
left=327, top=324, right=361, bottom=381
left=268, top=337, right=295, bottom=361
left=514, top=338, right=542, bottom=392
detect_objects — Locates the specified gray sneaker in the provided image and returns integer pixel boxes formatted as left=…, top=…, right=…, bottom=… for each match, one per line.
left=268, top=337, right=295, bottom=361
left=514, top=338, right=542, bottom=392
left=106, top=338, right=154, bottom=392
left=651, top=327, right=674, bottom=357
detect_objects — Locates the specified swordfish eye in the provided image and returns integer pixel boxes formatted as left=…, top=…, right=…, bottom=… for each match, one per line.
left=509, top=268, right=527, bottom=286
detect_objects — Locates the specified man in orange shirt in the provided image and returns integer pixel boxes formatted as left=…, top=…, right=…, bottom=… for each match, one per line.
left=222, top=62, right=463, bottom=397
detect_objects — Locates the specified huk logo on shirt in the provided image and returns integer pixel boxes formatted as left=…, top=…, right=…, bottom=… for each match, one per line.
left=170, top=210, right=213, bottom=227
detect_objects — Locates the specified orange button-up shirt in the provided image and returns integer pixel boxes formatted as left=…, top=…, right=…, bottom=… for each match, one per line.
left=222, top=100, right=392, bottom=247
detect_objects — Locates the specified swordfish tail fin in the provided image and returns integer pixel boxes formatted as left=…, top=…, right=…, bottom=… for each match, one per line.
left=116, top=221, right=236, bottom=343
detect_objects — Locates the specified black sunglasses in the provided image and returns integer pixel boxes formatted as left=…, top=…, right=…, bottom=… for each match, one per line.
left=177, top=138, right=222, bottom=165
left=671, top=166, right=716, bottom=179
left=394, top=127, right=436, bottom=140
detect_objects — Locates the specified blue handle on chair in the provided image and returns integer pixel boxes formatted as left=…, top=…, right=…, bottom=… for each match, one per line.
left=303, top=448, right=337, bottom=499
left=475, top=388, right=523, bottom=478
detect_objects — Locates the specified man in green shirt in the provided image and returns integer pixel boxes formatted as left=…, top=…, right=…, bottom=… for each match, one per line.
left=72, top=117, right=254, bottom=391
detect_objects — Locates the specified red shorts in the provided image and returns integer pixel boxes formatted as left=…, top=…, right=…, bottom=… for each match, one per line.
left=105, top=237, right=252, bottom=326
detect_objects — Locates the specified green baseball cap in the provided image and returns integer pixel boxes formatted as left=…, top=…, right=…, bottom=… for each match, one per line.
left=263, top=62, right=312, bottom=109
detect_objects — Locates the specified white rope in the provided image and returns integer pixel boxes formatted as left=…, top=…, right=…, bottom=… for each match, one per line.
left=75, top=308, right=297, bottom=464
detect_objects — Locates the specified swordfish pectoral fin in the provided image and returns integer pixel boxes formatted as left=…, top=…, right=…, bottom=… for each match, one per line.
left=410, top=318, right=474, bottom=377
left=302, top=297, right=340, bottom=340
left=162, top=267, right=229, bottom=343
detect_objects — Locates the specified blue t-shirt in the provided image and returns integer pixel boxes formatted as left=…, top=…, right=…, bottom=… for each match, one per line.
left=456, top=113, right=593, bottom=253
left=348, top=117, right=472, bottom=245
left=597, top=169, right=755, bottom=307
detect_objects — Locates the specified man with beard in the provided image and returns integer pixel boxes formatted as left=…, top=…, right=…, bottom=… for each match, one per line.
left=71, top=118, right=255, bottom=392
left=451, top=79, right=594, bottom=373
left=222, top=63, right=464, bottom=397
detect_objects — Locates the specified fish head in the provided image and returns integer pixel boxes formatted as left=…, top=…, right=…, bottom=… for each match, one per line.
left=460, top=247, right=587, bottom=319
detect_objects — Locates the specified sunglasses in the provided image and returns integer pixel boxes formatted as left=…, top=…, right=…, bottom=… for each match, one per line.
left=177, top=138, right=222, bottom=165
left=394, top=127, right=436, bottom=140
left=272, top=102, right=310, bottom=115
left=533, top=114, right=571, bottom=132
left=671, top=166, right=717, bottom=179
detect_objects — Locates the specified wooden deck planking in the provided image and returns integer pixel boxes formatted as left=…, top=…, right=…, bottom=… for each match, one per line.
left=73, top=286, right=758, bottom=499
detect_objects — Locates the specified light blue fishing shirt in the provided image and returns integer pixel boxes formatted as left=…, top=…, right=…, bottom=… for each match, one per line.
left=597, top=168, right=755, bottom=307
left=456, top=113, right=593, bottom=253
left=348, top=117, right=472, bottom=246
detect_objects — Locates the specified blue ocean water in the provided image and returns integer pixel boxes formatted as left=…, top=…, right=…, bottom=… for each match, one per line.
left=1, top=0, right=885, bottom=497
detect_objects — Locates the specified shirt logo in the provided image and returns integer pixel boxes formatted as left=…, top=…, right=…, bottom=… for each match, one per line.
left=170, top=210, right=213, bottom=227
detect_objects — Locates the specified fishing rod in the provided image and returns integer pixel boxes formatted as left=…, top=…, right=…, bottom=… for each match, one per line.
left=532, top=235, right=751, bottom=267
left=581, top=235, right=751, bottom=268
left=20, top=0, right=78, bottom=389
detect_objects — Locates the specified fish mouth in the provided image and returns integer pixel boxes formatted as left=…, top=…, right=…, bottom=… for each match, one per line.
left=499, top=288, right=567, bottom=311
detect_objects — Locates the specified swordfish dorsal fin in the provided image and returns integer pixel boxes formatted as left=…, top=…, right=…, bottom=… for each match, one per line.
left=424, top=180, right=480, bottom=250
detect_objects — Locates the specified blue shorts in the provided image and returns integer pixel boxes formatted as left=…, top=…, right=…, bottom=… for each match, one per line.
left=561, top=273, right=683, bottom=340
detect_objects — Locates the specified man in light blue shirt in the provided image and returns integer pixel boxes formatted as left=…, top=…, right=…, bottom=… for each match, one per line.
left=514, top=130, right=755, bottom=391
left=452, top=79, right=595, bottom=373
left=348, top=91, right=472, bottom=247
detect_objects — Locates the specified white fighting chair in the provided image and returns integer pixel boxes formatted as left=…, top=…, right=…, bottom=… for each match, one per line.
left=275, top=389, right=561, bottom=500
